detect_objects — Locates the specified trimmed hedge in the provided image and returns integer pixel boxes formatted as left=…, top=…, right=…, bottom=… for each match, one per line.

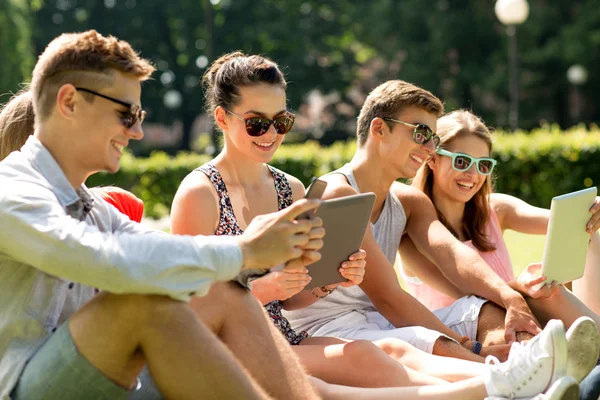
left=86, top=125, right=600, bottom=219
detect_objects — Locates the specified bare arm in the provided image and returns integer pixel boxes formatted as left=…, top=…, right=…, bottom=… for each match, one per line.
left=293, top=179, right=468, bottom=342
left=398, top=235, right=466, bottom=299
left=170, top=171, right=221, bottom=237
left=1, top=180, right=243, bottom=302
left=395, top=183, right=541, bottom=342
left=491, top=193, right=550, bottom=234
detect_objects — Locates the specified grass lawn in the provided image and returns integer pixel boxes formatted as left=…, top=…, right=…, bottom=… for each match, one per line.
left=397, top=230, right=547, bottom=288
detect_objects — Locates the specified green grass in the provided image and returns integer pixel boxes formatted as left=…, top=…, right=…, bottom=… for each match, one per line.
left=504, top=230, right=546, bottom=277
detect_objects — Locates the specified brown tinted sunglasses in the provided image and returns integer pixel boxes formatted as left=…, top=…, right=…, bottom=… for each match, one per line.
left=225, top=109, right=295, bottom=137
left=76, top=87, right=146, bottom=129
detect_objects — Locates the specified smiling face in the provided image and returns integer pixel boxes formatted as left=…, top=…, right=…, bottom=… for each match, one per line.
left=72, top=71, right=144, bottom=174
left=217, top=83, right=288, bottom=164
left=380, top=107, right=438, bottom=179
left=430, top=134, right=492, bottom=204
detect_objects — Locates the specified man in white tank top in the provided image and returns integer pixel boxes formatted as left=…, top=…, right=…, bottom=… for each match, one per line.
left=284, top=80, right=551, bottom=363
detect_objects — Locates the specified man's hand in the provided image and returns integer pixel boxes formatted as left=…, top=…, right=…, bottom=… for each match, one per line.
left=480, top=343, right=512, bottom=363
left=237, top=199, right=325, bottom=271
left=503, top=294, right=541, bottom=343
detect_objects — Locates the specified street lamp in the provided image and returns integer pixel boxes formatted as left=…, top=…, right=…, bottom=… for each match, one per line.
left=495, top=0, right=529, bottom=131
left=567, top=64, right=588, bottom=123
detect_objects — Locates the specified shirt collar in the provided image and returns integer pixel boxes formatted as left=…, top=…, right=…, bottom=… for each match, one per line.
left=21, top=136, right=94, bottom=219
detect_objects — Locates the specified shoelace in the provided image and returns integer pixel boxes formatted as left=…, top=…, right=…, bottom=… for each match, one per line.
left=486, top=342, right=546, bottom=397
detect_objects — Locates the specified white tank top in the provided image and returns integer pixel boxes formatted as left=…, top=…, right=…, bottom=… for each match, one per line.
left=282, top=164, right=407, bottom=335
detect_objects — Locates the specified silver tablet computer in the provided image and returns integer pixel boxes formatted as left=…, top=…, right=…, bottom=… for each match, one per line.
left=305, top=192, right=376, bottom=289
left=541, top=187, right=597, bottom=284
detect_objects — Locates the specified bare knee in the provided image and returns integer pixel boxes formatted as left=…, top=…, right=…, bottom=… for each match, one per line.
left=342, top=340, right=387, bottom=368
left=374, top=338, right=411, bottom=359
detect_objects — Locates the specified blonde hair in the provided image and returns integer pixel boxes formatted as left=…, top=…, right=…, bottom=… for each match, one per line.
left=0, top=90, right=34, bottom=161
left=356, top=80, right=444, bottom=145
left=30, top=30, right=155, bottom=124
left=412, top=110, right=496, bottom=252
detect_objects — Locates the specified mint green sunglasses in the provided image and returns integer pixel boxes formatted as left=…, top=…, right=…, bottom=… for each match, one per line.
left=436, top=149, right=497, bottom=176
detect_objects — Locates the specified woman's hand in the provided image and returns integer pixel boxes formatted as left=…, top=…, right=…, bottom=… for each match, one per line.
left=516, top=262, right=560, bottom=299
left=337, top=249, right=367, bottom=288
left=251, top=259, right=312, bottom=304
left=587, top=197, right=600, bottom=234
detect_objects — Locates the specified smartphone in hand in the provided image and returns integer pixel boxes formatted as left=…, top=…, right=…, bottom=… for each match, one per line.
left=297, top=178, right=327, bottom=219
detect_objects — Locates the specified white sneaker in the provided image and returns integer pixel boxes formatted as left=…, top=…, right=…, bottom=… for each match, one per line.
left=484, top=319, right=568, bottom=398
left=565, top=316, right=600, bottom=382
left=485, top=375, right=579, bottom=399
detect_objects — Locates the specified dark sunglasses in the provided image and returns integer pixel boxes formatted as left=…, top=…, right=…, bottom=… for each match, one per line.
left=225, top=109, right=295, bottom=137
left=436, top=149, right=497, bottom=176
left=383, top=117, right=440, bottom=150
left=76, top=87, right=146, bottom=129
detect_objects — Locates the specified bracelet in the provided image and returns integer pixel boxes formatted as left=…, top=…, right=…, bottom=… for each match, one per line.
left=320, top=285, right=337, bottom=295
left=311, top=285, right=338, bottom=299
left=459, top=336, right=470, bottom=347
left=471, top=340, right=483, bottom=355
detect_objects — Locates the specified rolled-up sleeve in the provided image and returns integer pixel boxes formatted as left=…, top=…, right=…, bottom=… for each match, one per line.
left=0, top=182, right=243, bottom=301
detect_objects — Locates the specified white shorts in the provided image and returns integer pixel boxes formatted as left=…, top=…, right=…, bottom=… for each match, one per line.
left=433, top=295, right=488, bottom=340
left=310, top=295, right=487, bottom=354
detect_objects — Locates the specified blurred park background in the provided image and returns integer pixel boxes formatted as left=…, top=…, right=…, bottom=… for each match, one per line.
left=1, top=0, right=599, bottom=223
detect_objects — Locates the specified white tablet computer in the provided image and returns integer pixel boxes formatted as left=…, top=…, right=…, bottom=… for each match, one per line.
left=305, top=192, right=376, bottom=289
left=541, top=187, right=597, bottom=284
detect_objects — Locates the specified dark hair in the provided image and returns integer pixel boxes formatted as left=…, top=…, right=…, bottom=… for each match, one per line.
left=201, top=51, right=286, bottom=119
left=356, top=80, right=444, bottom=146
left=412, top=110, right=496, bottom=252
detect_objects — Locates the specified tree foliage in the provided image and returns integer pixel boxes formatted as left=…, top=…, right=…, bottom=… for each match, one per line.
left=0, top=0, right=597, bottom=150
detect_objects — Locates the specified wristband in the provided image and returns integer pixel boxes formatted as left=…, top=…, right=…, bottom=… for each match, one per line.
left=471, top=340, right=482, bottom=355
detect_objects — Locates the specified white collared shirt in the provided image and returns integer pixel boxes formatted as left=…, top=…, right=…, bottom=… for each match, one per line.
left=0, top=136, right=243, bottom=398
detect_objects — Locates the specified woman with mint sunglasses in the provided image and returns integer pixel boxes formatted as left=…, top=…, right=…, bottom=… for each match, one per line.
left=401, top=110, right=600, bottom=384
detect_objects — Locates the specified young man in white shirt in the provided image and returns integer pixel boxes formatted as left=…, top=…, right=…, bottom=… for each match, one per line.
left=0, top=30, right=325, bottom=400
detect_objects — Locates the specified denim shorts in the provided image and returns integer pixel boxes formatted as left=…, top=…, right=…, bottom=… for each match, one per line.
left=11, top=322, right=161, bottom=400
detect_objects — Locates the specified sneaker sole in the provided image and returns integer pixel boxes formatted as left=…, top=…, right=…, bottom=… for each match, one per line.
left=566, top=317, right=600, bottom=383
left=544, top=377, right=580, bottom=400
left=546, top=319, right=569, bottom=391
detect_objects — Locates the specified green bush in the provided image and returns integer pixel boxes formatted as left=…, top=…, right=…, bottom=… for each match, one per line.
left=492, top=124, right=600, bottom=208
left=86, top=125, right=600, bottom=219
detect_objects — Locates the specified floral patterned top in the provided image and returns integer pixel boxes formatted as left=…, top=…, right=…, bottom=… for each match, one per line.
left=196, top=163, right=309, bottom=345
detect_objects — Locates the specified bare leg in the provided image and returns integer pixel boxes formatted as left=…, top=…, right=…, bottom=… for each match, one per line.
left=572, top=231, right=600, bottom=315
left=476, top=302, right=507, bottom=345
left=526, top=286, right=600, bottom=332
left=69, top=292, right=271, bottom=400
left=189, top=282, right=319, bottom=400
left=372, top=338, right=488, bottom=382
left=432, top=336, right=485, bottom=362
left=311, top=376, right=489, bottom=400
left=297, top=338, right=446, bottom=387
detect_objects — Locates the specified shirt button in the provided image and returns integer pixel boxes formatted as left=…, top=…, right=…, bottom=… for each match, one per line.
left=68, top=282, right=75, bottom=289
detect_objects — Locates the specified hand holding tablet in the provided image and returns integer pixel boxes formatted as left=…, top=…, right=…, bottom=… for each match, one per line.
left=541, top=187, right=598, bottom=285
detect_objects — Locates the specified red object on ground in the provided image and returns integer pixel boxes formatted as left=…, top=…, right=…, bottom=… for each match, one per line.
left=94, top=186, right=144, bottom=223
